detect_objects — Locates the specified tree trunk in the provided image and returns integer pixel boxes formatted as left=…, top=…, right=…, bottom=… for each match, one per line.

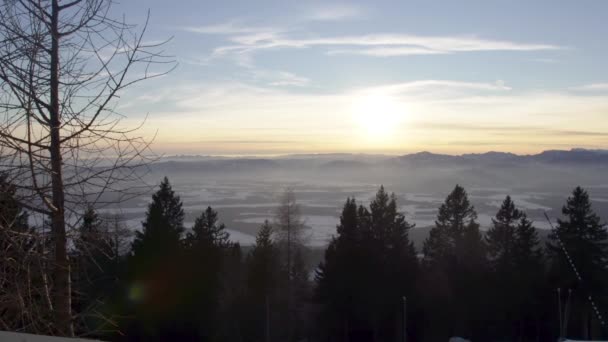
left=50, top=0, right=73, bottom=336
left=287, top=210, right=292, bottom=342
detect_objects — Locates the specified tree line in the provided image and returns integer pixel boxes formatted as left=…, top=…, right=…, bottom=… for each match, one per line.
left=1, top=175, right=607, bottom=341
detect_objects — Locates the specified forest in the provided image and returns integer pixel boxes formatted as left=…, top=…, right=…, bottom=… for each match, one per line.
left=0, top=1, right=607, bottom=341
left=1, top=174, right=607, bottom=341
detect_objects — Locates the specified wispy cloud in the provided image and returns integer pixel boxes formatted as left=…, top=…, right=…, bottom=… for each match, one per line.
left=571, top=83, right=608, bottom=91
left=180, top=21, right=279, bottom=35
left=306, top=4, right=363, bottom=21
left=327, top=47, right=447, bottom=57
left=188, top=23, right=563, bottom=64
left=250, top=69, right=310, bottom=87
left=360, top=80, right=512, bottom=96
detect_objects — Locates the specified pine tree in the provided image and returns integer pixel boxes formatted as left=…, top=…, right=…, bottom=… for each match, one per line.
left=421, top=185, right=487, bottom=340
left=75, top=207, right=109, bottom=264
left=367, top=186, right=418, bottom=341
left=317, top=188, right=419, bottom=341
left=186, top=206, right=230, bottom=248
left=245, top=221, right=279, bottom=341
left=247, top=221, right=278, bottom=302
left=486, top=196, right=521, bottom=272
left=316, top=198, right=361, bottom=340
left=217, top=241, right=246, bottom=341
left=132, top=177, right=185, bottom=257
left=126, top=177, right=185, bottom=338
left=513, top=213, right=544, bottom=339
left=182, top=206, right=236, bottom=340
left=423, top=185, right=482, bottom=267
left=547, top=186, right=608, bottom=339
left=515, top=214, right=543, bottom=268
left=486, top=196, right=544, bottom=340
left=72, top=206, right=115, bottom=335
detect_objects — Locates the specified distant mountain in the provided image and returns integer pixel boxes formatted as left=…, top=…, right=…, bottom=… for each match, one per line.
left=150, top=148, right=608, bottom=175
left=393, top=148, right=608, bottom=165
left=530, top=149, right=608, bottom=163
left=393, top=151, right=465, bottom=164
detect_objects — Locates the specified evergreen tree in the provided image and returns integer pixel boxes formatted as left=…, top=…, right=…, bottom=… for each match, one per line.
left=547, top=186, right=608, bottom=339
left=131, top=176, right=185, bottom=257
left=423, top=185, right=484, bottom=267
left=486, top=196, right=544, bottom=340
left=125, top=177, right=185, bottom=338
left=316, top=198, right=360, bottom=340
left=317, top=188, right=419, bottom=341
left=513, top=213, right=545, bottom=340
left=245, top=221, right=279, bottom=341
left=186, top=206, right=230, bottom=248
left=367, top=186, right=418, bottom=341
left=486, top=196, right=520, bottom=271
left=217, top=242, right=246, bottom=342
left=421, top=185, right=487, bottom=340
left=72, top=207, right=117, bottom=335
left=182, top=206, right=236, bottom=340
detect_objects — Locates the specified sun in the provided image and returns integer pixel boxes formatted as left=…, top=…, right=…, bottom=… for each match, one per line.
left=352, top=93, right=405, bottom=140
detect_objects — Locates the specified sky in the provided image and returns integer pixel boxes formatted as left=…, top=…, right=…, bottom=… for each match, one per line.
left=110, top=0, right=608, bottom=156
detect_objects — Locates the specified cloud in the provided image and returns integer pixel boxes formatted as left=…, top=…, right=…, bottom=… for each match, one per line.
left=218, top=33, right=561, bottom=52
left=367, top=80, right=512, bottom=93
left=250, top=69, right=310, bottom=87
left=180, top=22, right=279, bottom=35
left=306, top=4, right=362, bottom=21
left=327, top=47, right=448, bottom=57
left=189, top=24, right=562, bottom=64
left=571, top=83, right=608, bottom=91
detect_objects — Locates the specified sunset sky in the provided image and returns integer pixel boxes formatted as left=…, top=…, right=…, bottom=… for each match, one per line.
left=113, top=0, right=608, bottom=156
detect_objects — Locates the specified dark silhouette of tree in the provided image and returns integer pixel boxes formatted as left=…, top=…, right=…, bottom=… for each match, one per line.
left=73, top=207, right=110, bottom=334
left=186, top=206, right=231, bottom=248
left=366, top=186, right=418, bottom=342
left=245, top=221, right=280, bottom=341
left=421, top=184, right=487, bottom=340
left=132, top=177, right=185, bottom=257
left=217, top=242, right=246, bottom=342
left=179, top=206, right=241, bottom=340
left=126, top=177, right=185, bottom=338
left=486, top=196, right=520, bottom=270
left=486, top=196, right=544, bottom=340
left=513, top=212, right=545, bottom=340
left=316, top=198, right=360, bottom=340
left=547, top=186, right=608, bottom=339
left=317, top=187, right=418, bottom=342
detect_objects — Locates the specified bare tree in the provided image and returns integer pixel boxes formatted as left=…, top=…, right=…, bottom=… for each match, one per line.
left=0, top=0, right=173, bottom=336
left=274, top=188, right=306, bottom=342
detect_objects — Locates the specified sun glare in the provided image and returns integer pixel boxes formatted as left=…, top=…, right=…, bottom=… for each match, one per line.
left=352, top=94, right=406, bottom=141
